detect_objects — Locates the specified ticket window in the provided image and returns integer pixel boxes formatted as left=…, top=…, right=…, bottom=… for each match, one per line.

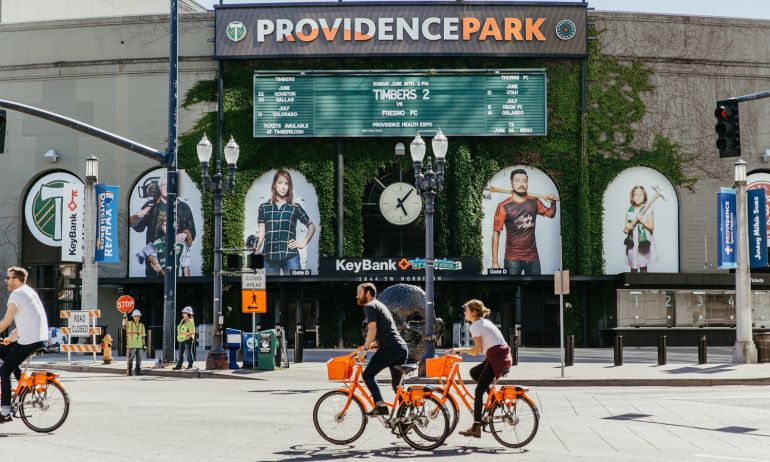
left=753, top=291, right=770, bottom=328
left=704, top=291, right=734, bottom=326
left=643, top=290, right=667, bottom=327
left=616, top=290, right=645, bottom=327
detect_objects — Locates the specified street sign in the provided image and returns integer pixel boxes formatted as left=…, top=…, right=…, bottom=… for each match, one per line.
left=116, top=295, right=135, bottom=314
left=242, top=269, right=266, bottom=290
left=69, top=311, right=90, bottom=337
left=253, top=71, right=547, bottom=137
left=242, top=289, right=267, bottom=313
left=554, top=270, right=570, bottom=295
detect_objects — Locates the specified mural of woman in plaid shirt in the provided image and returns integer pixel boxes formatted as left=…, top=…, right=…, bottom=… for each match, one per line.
left=254, top=170, right=316, bottom=275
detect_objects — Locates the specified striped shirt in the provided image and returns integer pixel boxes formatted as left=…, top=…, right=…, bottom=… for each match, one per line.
left=257, top=201, right=311, bottom=261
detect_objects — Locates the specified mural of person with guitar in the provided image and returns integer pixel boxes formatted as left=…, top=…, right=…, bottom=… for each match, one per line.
left=624, top=185, right=656, bottom=272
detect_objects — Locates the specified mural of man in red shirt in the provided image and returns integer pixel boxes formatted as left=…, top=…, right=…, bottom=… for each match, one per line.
left=491, top=169, right=557, bottom=275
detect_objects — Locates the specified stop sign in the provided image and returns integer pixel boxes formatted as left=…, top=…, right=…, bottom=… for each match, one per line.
left=116, top=295, right=135, bottom=314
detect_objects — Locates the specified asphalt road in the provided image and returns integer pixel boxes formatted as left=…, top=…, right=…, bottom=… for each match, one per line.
left=2, top=371, right=770, bottom=461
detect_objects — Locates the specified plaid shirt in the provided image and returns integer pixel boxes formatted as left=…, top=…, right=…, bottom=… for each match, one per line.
left=258, top=201, right=311, bottom=261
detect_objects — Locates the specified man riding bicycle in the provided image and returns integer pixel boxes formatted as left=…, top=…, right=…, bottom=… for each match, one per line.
left=355, top=283, right=408, bottom=417
left=0, top=267, right=49, bottom=423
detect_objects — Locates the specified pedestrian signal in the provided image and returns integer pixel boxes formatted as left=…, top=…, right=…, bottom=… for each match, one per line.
left=715, top=100, right=740, bottom=158
left=226, top=254, right=241, bottom=271
left=247, top=254, right=264, bottom=270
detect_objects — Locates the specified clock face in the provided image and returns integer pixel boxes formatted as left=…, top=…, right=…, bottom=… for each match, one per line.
left=379, top=182, right=422, bottom=226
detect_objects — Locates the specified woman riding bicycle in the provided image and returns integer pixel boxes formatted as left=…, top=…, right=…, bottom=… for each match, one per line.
left=450, top=299, right=512, bottom=438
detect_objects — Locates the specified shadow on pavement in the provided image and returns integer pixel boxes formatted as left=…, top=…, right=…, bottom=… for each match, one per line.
left=664, top=364, right=737, bottom=375
left=246, top=389, right=325, bottom=395
left=603, top=414, right=768, bottom=437
left=274, top=443, right=524, bottom=460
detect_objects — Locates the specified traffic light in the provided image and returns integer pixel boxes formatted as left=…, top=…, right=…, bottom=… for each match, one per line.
left=226, top=253, right=241, bottom=271
left=0, top=109, right=6, bottom=154
left=715, top=100, right=740, bottom=158
left=247, top=253, right=264, bottom=270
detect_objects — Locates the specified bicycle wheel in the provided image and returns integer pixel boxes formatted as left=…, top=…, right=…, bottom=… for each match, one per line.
left=488, top=396, right=539, bottom=448
left=19, top=381, right=70, bottom=433
left=434, top=388, right=459, bottom=435
left=396, top=394, right=450, bottom=451
left=313, top=390, right=367, bottom=445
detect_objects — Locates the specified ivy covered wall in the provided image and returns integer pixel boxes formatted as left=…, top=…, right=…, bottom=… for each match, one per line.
left=177, top=37, right=693, bottom=345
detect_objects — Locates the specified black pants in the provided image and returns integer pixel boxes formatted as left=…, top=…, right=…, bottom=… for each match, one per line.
left=176, top=339, right=194, bottom=368
left=0, top=341, right=44, bottom=407
left=362, top=344, right=408, bottom=404
left=0, top=342, right=21, bottom=381
left=470, top=360, right=496, bottom=423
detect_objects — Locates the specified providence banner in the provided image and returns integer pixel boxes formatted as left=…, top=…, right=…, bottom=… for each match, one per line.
left=717, top=188, right=736, bottom=270
left=95, top=184, right=119, bottom=263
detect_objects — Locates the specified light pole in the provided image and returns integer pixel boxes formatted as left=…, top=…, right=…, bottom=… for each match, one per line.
left=733, top=159, right=757, bottom=363
left=197, top=134, right=240, bottom=369
left=410, top=129, right=448, bottom=364
left=81, top=156, right=98, bottom=312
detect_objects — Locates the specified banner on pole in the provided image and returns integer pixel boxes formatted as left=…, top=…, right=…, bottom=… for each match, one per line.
left=717, top=188, right=736, bottom=269
left=95, top=184, right=120, bottom=263
left=748, top=188, right=768, bottom=268
left=61, top=183, right=84, bottom=262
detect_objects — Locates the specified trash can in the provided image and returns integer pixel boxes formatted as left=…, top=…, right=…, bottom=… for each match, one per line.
left=242, top=332, right=257, bottom=368
left=225, top=328, right=241, bottom=370
left=754, top=333, right=770, bottom=363
left=258, top=329, right=278, bottom=371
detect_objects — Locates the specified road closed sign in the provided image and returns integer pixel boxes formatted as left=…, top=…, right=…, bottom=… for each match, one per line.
left=116, top=295, right=135, bottom=314
left=69, top=311, right=90, bottom=337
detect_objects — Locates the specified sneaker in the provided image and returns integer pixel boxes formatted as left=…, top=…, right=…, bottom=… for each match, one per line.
left=367, top=405, right=389, bottom=417
left=0, top=413, right=12, bottom=424
left=135, top=370, right=142, bottom=376
left=126, top=370, right=133, bottom=376
left=172, top=366, right=182, bottom=371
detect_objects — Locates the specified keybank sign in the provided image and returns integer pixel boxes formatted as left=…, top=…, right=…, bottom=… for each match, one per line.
left=216, top=3, right=586, bottom=58
left=322, top=257, right=477, bottom=275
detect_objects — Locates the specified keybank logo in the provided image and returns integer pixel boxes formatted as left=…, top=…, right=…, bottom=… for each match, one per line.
left=227, top=21, right=247, bottom=42
left=23, top=172, right=83, bottom=247
left=336, top=259, right=399, bottom=272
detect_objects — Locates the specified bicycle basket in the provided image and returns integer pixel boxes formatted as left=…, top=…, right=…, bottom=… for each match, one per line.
left=425, top=355, right=460, bottom=378
left=326, top=355, right=355, bottom=381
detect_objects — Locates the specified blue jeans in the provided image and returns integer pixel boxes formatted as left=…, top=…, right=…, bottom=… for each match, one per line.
left=265, top=256, right=301, bottom=276
left=127, top=348, right=142, bottom=372
left=362, top=344, right=408, bottom=404
left=176, top=339, right=194, bottom=368
left=504, top=259, right=541, bottom=275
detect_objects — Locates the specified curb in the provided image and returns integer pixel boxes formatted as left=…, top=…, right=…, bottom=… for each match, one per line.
left=39, top=363, right=770, bottom=386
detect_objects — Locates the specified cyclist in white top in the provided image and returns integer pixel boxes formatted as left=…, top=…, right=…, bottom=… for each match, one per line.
left=450, top=299, right=512, bottom=438
left=0, top=266, right=49, bottom=422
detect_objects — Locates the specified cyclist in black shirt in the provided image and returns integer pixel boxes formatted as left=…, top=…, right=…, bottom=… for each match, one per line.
left=356, top=283, right=408, bottom=416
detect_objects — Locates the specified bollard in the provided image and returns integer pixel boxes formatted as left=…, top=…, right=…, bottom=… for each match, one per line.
left=698, top=335, right=707, bottom=364
left=511, top=342, right=518, bottom=366
left=117, top=326, right=126, bottom=357
left=294, top=323, right=304, bottom=364
left=146, top=329, right=155, bottom=359
left=657, top=335, right=667, bottom=365
left=565, top=335, right=574, bottom=366
left=614, top=335, right=623, bottom=366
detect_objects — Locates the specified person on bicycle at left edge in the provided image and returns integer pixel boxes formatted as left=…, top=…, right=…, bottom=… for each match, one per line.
left=0, top=267, right=49, bottom=423
left=356, top=283, right=408, bottom=417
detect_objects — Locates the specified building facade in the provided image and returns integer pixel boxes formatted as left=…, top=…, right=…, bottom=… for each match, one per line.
left=1, top=4, right=769, bottom=349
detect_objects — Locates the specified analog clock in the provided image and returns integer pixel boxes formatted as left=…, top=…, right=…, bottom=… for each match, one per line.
left=379, top=182, right=422, bottom=226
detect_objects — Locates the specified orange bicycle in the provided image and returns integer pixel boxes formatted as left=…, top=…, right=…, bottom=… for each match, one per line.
left=2, top=347, right=70, bottom=433
left=313, top=351, right=450, bottom=451
left=426, top=352, right=539, bottom=448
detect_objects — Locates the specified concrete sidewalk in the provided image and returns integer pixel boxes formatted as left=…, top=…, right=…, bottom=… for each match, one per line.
left=25, top=347, right=770, bottom=386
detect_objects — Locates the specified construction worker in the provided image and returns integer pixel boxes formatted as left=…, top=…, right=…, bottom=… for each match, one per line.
left=122, top=309, right=146, bottom=376
left=173, top=306, right=195, bottom=370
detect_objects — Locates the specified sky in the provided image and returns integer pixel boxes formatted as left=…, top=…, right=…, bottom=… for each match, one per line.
left=197, top=0, right=770, bottom=21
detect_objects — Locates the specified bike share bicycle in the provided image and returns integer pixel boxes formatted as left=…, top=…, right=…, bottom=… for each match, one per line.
left=426, top=352, right=539, bottom=448
left=0, top=347, right=70, bottom=432
left=313, top=351, right=450, bottom=451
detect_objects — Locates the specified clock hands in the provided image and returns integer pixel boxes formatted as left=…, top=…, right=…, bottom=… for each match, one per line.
left=395, top=188, right=415, bottom=216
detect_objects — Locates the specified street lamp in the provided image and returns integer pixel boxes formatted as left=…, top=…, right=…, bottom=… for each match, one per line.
left=410, top=128, right=448, bottom=365
left=81, top=156, right=98, bottom=313
left=198, top=133, right=239, bottom=369
left=733, top=159, right=757, bottom=363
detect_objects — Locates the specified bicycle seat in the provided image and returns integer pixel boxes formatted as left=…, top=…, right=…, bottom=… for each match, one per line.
left=393, top=363, right=418, bottom=375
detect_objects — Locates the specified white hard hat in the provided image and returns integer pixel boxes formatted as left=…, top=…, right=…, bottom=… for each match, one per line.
left=131, top=309, right=142, bottom=317
left=182, top=306, right=193, bottom=315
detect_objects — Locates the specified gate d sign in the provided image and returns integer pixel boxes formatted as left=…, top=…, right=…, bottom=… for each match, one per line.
left=69, top=311, right=90, bottom=337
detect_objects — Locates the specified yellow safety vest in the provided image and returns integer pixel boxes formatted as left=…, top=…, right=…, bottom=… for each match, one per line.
left=126, top=321, right=146, bottom=349
left=177, top=319, right=195, bottom=342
